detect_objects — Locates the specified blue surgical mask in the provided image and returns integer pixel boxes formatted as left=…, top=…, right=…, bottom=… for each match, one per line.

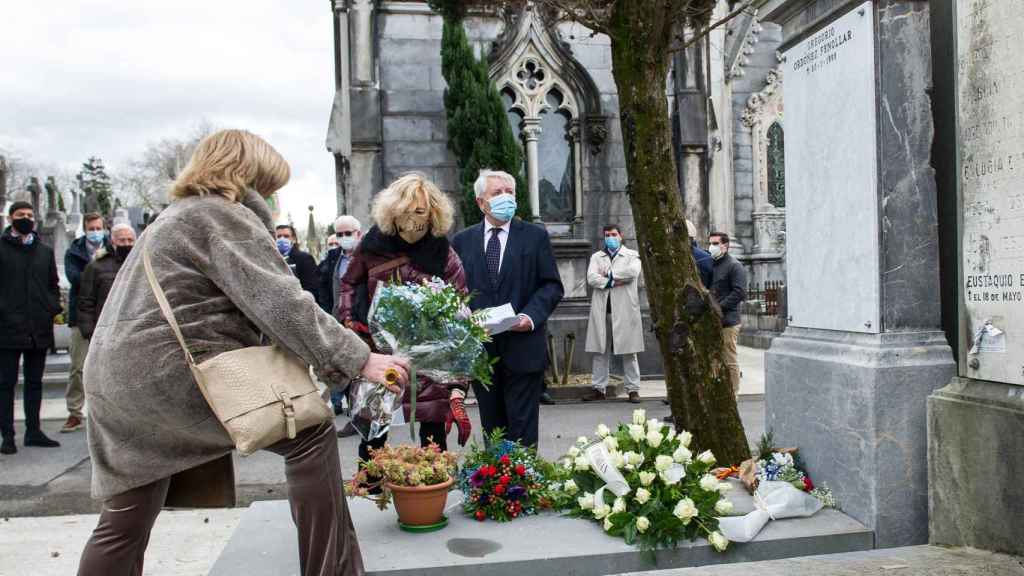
left=488, top=194, right=517, bottom=222
left=604, top=237, right=621, bottom=252
left=276, top=238, right=293, bottom=255
left=86, top=230, right=105, bottom=245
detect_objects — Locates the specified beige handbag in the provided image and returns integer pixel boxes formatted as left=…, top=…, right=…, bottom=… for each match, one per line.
left=143, top=245, right=332, bottom=455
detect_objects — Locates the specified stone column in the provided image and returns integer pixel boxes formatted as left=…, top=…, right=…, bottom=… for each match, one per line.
left=523, top=120, right=542, bottom=221
left=350, top=0, right=375, bottom=86
left=570, top=121, right=584, bottom=227
left=762, top=0, right=955, bottom=548
left=681, top=146, right=708, bottom=241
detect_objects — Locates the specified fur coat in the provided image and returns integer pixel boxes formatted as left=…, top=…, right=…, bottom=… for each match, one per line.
left=84, top=190, right=370, bottom=499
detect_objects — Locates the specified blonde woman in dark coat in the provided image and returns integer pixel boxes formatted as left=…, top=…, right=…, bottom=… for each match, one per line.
left=77, top=130, right=409, bottom=576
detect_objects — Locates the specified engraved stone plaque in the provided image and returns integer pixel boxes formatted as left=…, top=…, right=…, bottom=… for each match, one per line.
left=782, top=2, right=880, bottom=333
left=957, top=0, right=1024, bottom=385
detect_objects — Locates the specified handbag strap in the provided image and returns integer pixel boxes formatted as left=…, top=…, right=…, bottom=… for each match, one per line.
left=368, top=255, right=410, bottom=278
left=142, top=242, right=196, bottom=366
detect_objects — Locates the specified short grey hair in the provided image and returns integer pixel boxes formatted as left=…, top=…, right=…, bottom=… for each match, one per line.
left=473, top=169, right=516, bottom=199
left=334, top=214, right=361, bottom=231
left=110, top=222, right=135, bottom=236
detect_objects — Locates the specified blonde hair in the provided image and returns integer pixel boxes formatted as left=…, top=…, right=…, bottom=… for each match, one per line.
left=371, top=173, right=454, bottom=237
left=171, top=129, right=290, bottom=202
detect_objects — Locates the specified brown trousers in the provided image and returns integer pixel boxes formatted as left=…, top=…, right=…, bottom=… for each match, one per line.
left=77, top=422, right=364, bottom=576
left=722, top=325, right=742, bottom=395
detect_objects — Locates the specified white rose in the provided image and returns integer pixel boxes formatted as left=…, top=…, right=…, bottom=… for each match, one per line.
left=645, top=429, right=663, bottom=448
left=636, top=516, right=650, bottom=533
left=632, top=409, right=646, bottom=425
left=665, top=428, right=677, bottom=442
left=563, top=479, right=578, bottom=495
left=673, top=446, right=693, bottom=464
left=655, top=455, right=674, bottom=472
left=634, top=487, right=651, bottom=505
left=625, top=451, right=644, bottom=467
left=604, top=517, right=614, bottom=532
left=563, top=458, right=574, bottom=470
left=568, top=446, right=581, bottom=458
left=602, top=436, right=619, bottom=451
left=578, top=493, right=595, bottom=510
left=715, top=499, right=734, bottom=515
left=717, top=482, right=733, bottom=494
left=593, top=504, right=611, bottom=520
left=647, top=418, right=662, bottom=433
left=639, top=471, right=656, bottom=486
left=628, top=424, right=645, bottom=443
left=577, top=436, right=589, bottom=447
left=677, top=430, right=693, bottom=448
left=609, top=450, right=625, bottom=470
left=596, top=424, right=611, bottom=438
left=575, top=456, right=591, bottom=471
left=708, top=531, right=729, bottom=552
left=673, top=498, right=698, bottom=523
left=697, top=450, right=716, bottom=465
left=699, top=474, right=720, bottom=492
left=612, top=497, right=626, bottom=514
left=660, top=470, right=682, bottom=486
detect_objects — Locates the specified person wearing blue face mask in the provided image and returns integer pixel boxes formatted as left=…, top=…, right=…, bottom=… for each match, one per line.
left=451, top=169, right=564, bottom=448
left=582, top=224, right=644, bottom=403
left=275, top=224, right=320, bottom=302
left=61, top=212, right=111, bottom=434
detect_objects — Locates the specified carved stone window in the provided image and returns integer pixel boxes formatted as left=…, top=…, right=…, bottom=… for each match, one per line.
left=766, top=122, right=785, bottom=208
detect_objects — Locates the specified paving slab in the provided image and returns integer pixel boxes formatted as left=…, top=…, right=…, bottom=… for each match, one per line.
left=210, top=480, right=871, bottom=576
left=0, top=421, right=87, bottom=486
left=617, top=545, right=1024, bottom=576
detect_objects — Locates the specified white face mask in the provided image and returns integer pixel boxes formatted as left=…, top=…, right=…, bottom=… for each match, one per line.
left=709, top=243, right=724, bottom=259
left=339, top=236, right=358, bottom=251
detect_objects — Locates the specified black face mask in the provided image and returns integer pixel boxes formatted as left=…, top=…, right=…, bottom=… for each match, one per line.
left=114, top=245, right=133, bottom=261
left=12, top=218, right=34, bottom=235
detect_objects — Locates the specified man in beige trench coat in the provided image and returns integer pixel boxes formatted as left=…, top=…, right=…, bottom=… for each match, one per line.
left=582, top=224, right=644, bottom=403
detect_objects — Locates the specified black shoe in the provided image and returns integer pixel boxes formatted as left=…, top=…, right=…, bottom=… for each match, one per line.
left=25, top=431, right=60, bottom=448
left=628, top=391, right=641, bottom=404
left=662, top=415, right=674, bottom=424
left=661, top=398, right=670, bottom=405
left=539, top=392, right=555, bottom=405
left=581, top=389, right=607, bottom=402
left=0, top=437, right=15, bottom=455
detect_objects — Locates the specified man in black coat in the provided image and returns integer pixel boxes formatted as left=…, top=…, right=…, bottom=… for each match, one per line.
left=77, top=223, right=136, bottom=340
left=708, top=231, right=747, bottom=395
left=317, top=215, right=362, bottom=316
left=0, top=202, right=62, bottom=454
left=62, top=212, right=110, bottom=433
left=275, top=224, right=319, bottom=301
left=452, top=170, right=564, bottom=448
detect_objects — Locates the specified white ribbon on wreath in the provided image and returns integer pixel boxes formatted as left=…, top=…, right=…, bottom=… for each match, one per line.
left=717, top=480, right=823, bottom=542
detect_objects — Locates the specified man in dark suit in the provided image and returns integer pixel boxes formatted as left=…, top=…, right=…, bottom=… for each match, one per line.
left=274, top=224, right=319, bottom=301
left=452, top=170, right=564, bottom=448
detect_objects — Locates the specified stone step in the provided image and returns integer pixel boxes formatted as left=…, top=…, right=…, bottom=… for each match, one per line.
left=210, top=483, right=872, bottom=576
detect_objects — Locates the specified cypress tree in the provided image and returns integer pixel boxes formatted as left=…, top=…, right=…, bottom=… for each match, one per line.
left=438, top=14, right=528, bottom=225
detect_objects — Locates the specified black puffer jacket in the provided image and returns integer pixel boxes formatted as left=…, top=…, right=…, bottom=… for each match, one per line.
left=0, top=229, right=62, bottom=349
left=710, top=253, right=747, bottom=328
left=78, top=246, right=127, bottom=339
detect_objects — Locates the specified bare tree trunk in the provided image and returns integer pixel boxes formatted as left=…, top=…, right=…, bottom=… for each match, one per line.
left=608, top=2, right=749, bottom=464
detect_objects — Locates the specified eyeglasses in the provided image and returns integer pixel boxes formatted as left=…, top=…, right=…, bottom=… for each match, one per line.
left=336, top=231, right=357, bottom=237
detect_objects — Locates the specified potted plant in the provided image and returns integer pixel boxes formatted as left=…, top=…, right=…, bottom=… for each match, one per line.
left=348, top=442, right=457, bottom=531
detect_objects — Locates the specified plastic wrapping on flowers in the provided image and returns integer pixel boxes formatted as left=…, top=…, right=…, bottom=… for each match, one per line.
left=458, top=429, right=563, bottom=522
left=349, top=278, right=493, bottom=441
left=549, top=409, right=735, bottom=554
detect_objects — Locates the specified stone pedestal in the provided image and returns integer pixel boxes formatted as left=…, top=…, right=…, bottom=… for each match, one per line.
left=762, top=0, right=955, bottom=548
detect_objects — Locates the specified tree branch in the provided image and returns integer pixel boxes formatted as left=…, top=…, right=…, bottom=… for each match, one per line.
left=670, top=0, right=757, bottom=53
left=533, top=0, right=612, bottom=38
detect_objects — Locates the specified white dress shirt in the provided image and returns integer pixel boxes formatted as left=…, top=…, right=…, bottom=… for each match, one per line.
left=483, top=219, right=511, bottom=273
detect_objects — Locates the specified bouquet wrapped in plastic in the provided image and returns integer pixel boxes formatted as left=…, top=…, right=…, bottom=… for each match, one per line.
left=349, top=277, right=493, bottom=441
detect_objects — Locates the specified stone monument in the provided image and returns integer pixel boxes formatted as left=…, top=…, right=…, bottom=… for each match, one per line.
left=761, top=0, right=955, bottom=548
left=926, top=0, right=1024, bottom=556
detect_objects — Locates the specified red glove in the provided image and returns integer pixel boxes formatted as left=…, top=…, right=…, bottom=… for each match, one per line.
left=445, top=395, right=472, bottom=446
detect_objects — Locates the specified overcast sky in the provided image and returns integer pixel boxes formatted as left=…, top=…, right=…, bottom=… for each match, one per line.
left=0, top=0, right=339, bottom=227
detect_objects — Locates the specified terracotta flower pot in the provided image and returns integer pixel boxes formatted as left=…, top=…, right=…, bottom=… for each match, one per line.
left=387, top=477, right=454, bottom=526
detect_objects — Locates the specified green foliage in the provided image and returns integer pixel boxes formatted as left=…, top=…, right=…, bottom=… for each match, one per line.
left=77, top=156, right=114, bottom=216
left=439, top=16, right=528, bottom=225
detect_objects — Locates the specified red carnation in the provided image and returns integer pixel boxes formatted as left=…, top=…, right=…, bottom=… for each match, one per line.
left=475, top=509, right=486, bottom=521
left=515, top=464, right=526, bottom=476
left=499, top=475, right=511, bottom=485
left=500, top=455, right=511, bottom=465
left=494, top=484, right=507, bottom=496
left=803, top=476, right=814, bottom=491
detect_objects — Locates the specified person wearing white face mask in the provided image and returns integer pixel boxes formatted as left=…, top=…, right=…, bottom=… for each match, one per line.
left=62, top=212, right=111, bottom=434
left=708, top=231, right=747, bottom=396
left=318, top=215, right=363, bottom=316
left=451, top=169, right=564, bottom=448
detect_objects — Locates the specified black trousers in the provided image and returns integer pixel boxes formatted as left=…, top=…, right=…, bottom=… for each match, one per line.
left=0, top=348, right=48, bottom=439
left=472, top=365, right=542, bottom=448
left=358, top=421, right=447, bottom=462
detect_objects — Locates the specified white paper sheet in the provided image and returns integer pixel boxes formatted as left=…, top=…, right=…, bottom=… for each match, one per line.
left=480, top=303, right=519, bottom=335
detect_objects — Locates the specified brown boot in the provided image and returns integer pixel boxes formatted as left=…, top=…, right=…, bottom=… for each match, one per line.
left=61, top=415, right=83, bottom=433
left=628, top=391, right=641, bottom=404
left=581, top=389, right=606, bottom=402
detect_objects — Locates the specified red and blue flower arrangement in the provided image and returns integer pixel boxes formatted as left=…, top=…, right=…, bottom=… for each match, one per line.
left=458, top=429, right=561, bottom=522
